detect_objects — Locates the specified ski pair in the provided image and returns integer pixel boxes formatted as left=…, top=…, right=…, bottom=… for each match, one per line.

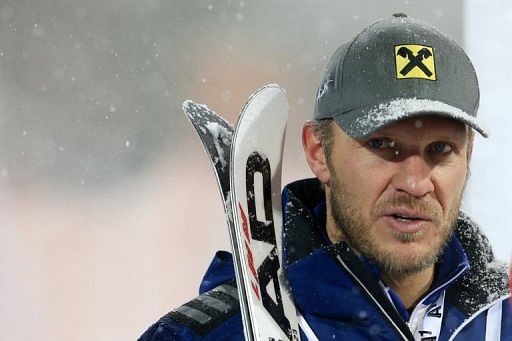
left=183, top=85, right=300, bottom=340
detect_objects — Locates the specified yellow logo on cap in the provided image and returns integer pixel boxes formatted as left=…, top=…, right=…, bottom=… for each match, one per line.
left=395, top=44, right=436, bottom=81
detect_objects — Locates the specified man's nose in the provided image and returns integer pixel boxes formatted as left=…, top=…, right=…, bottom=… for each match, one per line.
left=390, top=155, right=434, bottom=197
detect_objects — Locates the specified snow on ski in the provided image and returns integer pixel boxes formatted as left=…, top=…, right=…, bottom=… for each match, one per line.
left=231, top=85, right=300, bottom=341
left=182, top=100, right=233, bottom=201
left=183, top=84, right=300, bottom=341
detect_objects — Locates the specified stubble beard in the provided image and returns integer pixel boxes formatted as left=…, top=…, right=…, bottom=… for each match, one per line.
left=328, top=170, right=461, bottom=277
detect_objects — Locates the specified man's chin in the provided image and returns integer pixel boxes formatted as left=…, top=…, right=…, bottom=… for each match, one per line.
left=366, top=245, right=441, bottom=276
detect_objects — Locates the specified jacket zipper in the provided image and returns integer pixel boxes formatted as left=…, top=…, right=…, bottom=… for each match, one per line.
left=336, top=255, right=415, bottom=341
left=407, top=264, right=467, bottom=333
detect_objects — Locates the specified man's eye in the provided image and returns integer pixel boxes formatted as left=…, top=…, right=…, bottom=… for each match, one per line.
left=430, top=142, right=453, bottom=154
left=367, top=138, right=393, bottom=149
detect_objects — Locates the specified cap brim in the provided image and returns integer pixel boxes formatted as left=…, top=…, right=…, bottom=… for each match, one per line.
left=333, top=98, right=489, bottom=139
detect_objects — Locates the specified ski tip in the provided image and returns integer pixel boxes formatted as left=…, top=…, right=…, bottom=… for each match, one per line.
left=182, top=100, right=200, bottom=113
left=182, top=100, right=234, bottom=129
left=264, top=83, right=285, bottom=93
left=182, top=100, right=212, bottom=117
left=182, top=99, right=194, bottom=107
left=182, top=100, right=192, bottom=114
left=239, top=84, right=289, bottom=117
left=250, top=84, right=287, bottom=101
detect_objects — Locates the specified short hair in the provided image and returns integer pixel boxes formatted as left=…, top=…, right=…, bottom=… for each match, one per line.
left=311, top=119, right=335, bottom=159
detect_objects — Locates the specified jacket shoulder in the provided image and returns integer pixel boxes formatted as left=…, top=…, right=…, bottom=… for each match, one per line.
left=139, top=281, right=243, bottom=340
left=449, top=213, right=509, bottom=315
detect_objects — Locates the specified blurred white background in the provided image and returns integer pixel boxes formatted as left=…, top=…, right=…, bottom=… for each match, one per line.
left=0, top=1, right=509, bottom=340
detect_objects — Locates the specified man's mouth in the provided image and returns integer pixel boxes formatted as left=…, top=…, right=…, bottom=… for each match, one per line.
left=381, top=209, right=433, bottom=234
left=392, top=213, right=425, bottom=222
left=386, top=208, right=431, bottom=221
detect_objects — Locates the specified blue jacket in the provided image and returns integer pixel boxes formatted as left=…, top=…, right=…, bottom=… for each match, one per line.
left=140, top=178, right=511, bottom=340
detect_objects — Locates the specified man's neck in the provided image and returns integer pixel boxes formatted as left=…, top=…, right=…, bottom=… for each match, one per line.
left=381, top=266, right=435, bottom=309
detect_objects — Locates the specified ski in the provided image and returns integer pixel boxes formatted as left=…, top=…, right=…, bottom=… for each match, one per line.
left=182, top=100, right=253, bottom=338
left=230, top=85, right=300, bottom=340
left=183, top=84, right=300, bottom=340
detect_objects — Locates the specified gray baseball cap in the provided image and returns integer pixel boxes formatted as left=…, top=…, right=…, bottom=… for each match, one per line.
left=314, top=13, right=488, bottom=138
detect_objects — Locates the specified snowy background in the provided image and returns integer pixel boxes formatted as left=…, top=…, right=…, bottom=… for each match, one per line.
left=0, top=1, right=509, bottom=340
left=464, top=0, right=512, bottom=265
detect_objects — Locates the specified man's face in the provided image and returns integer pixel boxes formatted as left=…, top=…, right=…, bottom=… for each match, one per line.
left=325, top=116, right=469, bottom=276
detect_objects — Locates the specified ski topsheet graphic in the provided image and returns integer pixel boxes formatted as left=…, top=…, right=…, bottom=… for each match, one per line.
left=231, top=85, right=299, bottom=341
left=183, top=84, right=300, bottom=340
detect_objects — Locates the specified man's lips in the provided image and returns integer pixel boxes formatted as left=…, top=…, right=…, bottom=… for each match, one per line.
left=380, top=208, right=433, bottom=234
left=383, top=208, right=432, bottom=221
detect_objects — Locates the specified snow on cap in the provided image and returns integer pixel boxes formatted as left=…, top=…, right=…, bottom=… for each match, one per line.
left=314, top=13, right=488, bottom=138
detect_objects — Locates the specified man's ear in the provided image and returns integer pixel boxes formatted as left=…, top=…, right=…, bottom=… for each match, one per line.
left=302, top=122, right=331, bottom=185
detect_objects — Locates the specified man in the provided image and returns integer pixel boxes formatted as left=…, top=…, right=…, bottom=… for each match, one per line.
left=140, top=13, right=511, bottom=340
